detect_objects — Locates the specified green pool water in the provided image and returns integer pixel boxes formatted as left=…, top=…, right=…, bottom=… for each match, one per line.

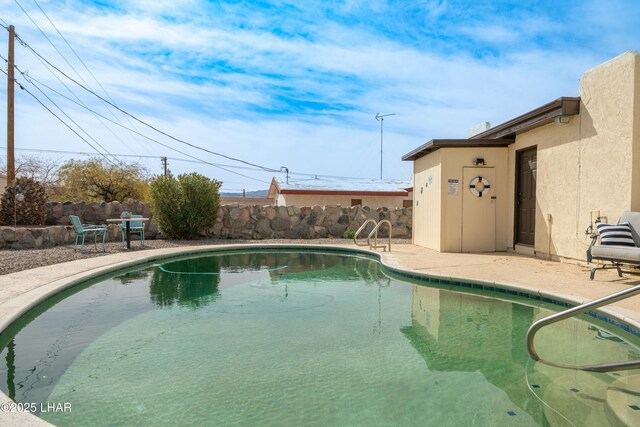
left=1, top=250, right=639, bottom=426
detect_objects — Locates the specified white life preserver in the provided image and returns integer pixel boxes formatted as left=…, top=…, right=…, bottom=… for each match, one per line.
left=469, top=176, right=491, bottom=197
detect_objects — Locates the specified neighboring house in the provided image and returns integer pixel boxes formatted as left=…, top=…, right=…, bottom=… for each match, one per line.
left=0, top=174, right=7, bottom=196
left=402, top=51, right=640, bottom=261
left=268, top=177, right=413, bottom=208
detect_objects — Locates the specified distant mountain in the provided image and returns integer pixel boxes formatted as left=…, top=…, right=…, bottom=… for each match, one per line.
left=220, top=189, right=269, bottom=198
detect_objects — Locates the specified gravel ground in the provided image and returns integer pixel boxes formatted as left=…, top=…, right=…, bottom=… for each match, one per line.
left=0, top=238, right=411, bottom=276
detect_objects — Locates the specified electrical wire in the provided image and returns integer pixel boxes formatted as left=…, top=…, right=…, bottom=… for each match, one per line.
left=30, top=0, right=158, bottom=155
left=2, top=147, right=277, bottom=174
left=1, top=67, right=117, bottom=165
left=10, top=66, right=376, bottom=182
left=14, top=0, right=87, bottom=86
left=10, top=67, right=268, bottom=183
left=14, top=33, right=281, bottom=173
left=0, top=53, right=120, bottom=163
left=5, top=30, right=394, bottom=182
left=25, top=73, right=121, bottom=164
left=6, top=18, right=144, bottom=158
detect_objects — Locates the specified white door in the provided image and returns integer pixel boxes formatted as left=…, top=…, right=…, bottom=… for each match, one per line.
left=462, top=167, right=496, bottom=252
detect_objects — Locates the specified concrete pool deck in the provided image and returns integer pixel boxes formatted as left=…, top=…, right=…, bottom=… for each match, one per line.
left=1, top=243, right=640, bottom=426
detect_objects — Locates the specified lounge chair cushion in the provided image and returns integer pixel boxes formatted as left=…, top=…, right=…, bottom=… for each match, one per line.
left=595, top=221, right=636, bottom=246
left=590, top=244, right=640, bottom=263
left=620, top=211, right=640, bottom=246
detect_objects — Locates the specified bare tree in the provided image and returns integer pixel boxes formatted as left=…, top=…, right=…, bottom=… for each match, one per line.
left=0, top=155, right=62, bottom=196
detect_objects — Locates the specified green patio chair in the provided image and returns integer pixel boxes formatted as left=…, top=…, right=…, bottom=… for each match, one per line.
left=69, top=215, right=107, bottom=252
left=120, top=212, right=145, bottom=247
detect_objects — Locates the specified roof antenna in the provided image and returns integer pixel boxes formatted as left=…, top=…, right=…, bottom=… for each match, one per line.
left=375, top=112, right=396, bottom=180
left=280, top=166, right=289, bottom=184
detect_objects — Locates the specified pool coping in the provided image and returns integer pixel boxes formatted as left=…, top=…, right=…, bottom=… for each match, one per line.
left=1, top=243, right=640, bottom=426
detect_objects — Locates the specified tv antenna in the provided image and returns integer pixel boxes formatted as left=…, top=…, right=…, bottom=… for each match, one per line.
left=375, top=113, right=396, bottom=180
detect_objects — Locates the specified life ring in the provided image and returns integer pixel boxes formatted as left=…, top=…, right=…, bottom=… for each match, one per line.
left=469, top=176, right=491, bottom=197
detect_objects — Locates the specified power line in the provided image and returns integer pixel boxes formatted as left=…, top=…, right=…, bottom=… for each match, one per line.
left=14, top=33, right=281, bottom=173
left=4, top=29, right=387, bottom=182
left=10, top=68, right=268, bottom=183
left=3, top=26, right=139, bottom=157
left=1, top=67, right=118, bottom=165
left=11, top=4, right=148, bottom=157
left=1, top=146, right=276, bottom=172
left=30, top=0, right=158, bottom=155
left=11, top=66, right=377, bottom=183
left=14, top=0, right=85, bottom=85
left=4, top=63, right=383, bottom=183
left=0, top=53, right=119, bottom=163
left=1, top=144, right=380, bottom=182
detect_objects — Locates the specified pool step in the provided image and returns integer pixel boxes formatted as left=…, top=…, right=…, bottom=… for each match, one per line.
left=542, top=371, right=611, bottom=426
left=540, top=371, right=640, bottom=426
left=604, top=375, right=640, bottom=427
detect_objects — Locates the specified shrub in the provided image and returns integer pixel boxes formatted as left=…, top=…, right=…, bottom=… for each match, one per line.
left=0, top=177, right=47, bottom=225
left=151, top=173, right=221, bottom=239
left=343, top=230, right=356, bottom=239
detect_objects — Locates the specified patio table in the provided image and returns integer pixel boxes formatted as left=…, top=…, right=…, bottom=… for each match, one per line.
left=106, top=217, right=149, bottom=249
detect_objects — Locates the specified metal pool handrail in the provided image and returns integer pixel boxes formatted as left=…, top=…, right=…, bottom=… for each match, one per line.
left=367, top=220, right=391, bottom=252
left=353, top=219, right=377, bottom=247
left=526, top=283, right=640, bottom=372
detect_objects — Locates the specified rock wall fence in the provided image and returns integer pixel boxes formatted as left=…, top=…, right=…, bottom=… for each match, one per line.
left=0, top=201, right=412, bottom=249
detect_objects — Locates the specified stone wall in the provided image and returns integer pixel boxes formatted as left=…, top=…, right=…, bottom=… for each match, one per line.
left=212, top=204, right=412, bottom=240
left=45, top=200, right=156, bottom=234
left=0, top=201, right=412, bottom=249
left=0, top=225, right=130, bottom=250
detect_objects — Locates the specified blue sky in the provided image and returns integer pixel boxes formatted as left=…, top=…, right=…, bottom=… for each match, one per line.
left=1, top=0, right=639, bottom=191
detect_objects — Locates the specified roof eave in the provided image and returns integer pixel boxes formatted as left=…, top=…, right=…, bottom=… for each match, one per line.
left=280, top=189, right=409, bottom=196
left=402, top=96, right=580, bottom=162
left=470, top=96, right=580, bottom=140
left=401, top=139, right=514, bottom=161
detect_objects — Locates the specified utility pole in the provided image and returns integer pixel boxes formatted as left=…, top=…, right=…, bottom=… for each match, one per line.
left=161, top=156, right=168, bottom=176
left=280, top=166, right=289, bottom=184
left=375, top=113, right=395, bottom=180
left=6, top=25, right=15, bottom=183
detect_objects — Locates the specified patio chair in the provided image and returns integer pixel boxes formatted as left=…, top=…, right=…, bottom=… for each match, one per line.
left=121, top=212, right=145, bottom=247
left=69, top=215, right=107, bottom=252
left=587, top=211, right=640, bottom=279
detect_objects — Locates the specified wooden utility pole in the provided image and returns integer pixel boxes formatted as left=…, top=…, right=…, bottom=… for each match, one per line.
left=161, top=156, right=168, bottom=176
left=6, top=25, right=15, bottom=183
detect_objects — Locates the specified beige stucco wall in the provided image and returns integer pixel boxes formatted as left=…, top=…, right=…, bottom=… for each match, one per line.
left=508, top=51, right=640, bottom=261
left=440, top=148, right=509, bottom=252
left=0, top=176, right=6, bottom=195
left=411, top=51, right=640, bottom=261
left=277, top=193, right=412, bottom=209
left=633, top=53, right=640, bottom=211
left=413, top=150, right=442, bottom=249
left=412, top=148, right=508, bottom=251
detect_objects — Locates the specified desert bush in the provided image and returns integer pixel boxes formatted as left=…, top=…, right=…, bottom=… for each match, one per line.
left=151, top=173, right=221, bottom=239
left=0, top=177, right=47, bottom=225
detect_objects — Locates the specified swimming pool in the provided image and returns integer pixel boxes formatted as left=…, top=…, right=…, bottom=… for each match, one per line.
left=1, top=249, right=639, bottom=426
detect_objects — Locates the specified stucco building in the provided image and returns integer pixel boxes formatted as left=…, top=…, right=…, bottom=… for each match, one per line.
left=402, top=51, right=640, bottom=261
left=0, top=175, right=7, bottom=196
left=268, top=177, right=413, bottom=209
